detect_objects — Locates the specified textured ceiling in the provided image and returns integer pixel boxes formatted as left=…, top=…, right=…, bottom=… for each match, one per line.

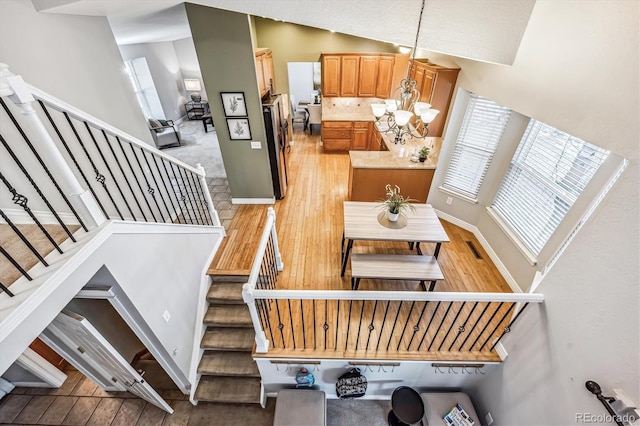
left=31, top=0, right=535, bottom=65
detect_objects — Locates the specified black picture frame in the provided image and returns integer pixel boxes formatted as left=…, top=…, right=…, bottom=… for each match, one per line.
left=226, top=118, right=252, bottom=140
left=220, top=92, right=248, bottom=117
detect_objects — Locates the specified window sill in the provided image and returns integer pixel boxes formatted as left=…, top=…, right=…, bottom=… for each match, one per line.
left=486, top=207, right=538, bottom=266
left=438, top=186, right=479, bottom=205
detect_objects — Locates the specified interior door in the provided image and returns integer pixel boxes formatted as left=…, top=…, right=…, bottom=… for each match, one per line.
left=42, top=311, right=173, bottom=413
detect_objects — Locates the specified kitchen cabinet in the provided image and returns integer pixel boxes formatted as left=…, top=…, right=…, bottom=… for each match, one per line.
left=321, top=121, right=352, bottom=151
left=340, top=56, right=360, bottom=97
left=351, top=122, right=371, bottom=150
left=376, top=55, right=396, bottom=98
left=408, top=60, right=460, bottom=137
left=321, top=53, right=407, bottom=98
left=358, top=56, right=379, bottom=97
left=255, top=48, right=275, bottom=97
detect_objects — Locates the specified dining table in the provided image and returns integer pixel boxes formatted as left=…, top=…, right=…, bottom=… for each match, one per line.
left=341, top=201, right=450, bottom=277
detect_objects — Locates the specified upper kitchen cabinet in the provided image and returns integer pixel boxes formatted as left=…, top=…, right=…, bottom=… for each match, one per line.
left=321, top=53, right=407, bottom=98
left=409, top=59, right=460, bottom=137
left=255, top=48, right=275, bottom=97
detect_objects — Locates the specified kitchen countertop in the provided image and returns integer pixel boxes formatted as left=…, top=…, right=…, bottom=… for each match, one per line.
left=350, top=123, right=442, bottom=170
left=322, top=97, right=380, bottom=121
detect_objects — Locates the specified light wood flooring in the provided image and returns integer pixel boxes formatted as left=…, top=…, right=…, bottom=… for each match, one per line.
left=210, top=131, right=513, bottom=362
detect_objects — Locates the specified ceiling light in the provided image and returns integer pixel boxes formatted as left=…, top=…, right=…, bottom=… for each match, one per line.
left=371, top=0, right=439, bottom=145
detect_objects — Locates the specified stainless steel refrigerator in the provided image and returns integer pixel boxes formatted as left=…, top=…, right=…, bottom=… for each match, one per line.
left=263, top=94, right=289, bottom=199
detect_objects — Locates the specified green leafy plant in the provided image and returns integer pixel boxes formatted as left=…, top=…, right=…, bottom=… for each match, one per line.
left=378, top=184, right=417, bottom=215
left=418, top=146, right=430, bottom=158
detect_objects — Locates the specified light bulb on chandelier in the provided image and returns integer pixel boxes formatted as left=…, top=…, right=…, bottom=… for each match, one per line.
left=370, top=0, right=439, bottom=144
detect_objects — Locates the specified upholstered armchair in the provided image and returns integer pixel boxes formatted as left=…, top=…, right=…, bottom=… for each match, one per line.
left=148, top=118, right=181, bottom=149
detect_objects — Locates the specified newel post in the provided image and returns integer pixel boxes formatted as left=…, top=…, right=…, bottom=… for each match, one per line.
left=196, top=163, right=222, bottom=228
left=0, top=63, right=105, bottom=227
left=267, top=207, right=284, bottom=271
left=242, top=283, right=269, bottom=353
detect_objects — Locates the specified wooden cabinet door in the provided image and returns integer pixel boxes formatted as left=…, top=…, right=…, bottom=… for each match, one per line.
left=420, top=68, right=435, bottom=103
left=340, top=56, right=360, bottom=97
left=322, top=55, right=341, bottom=97
left=376, top=55, right=395, bottom=98
left=351, top=122, right=370, bottom=150
left=256, top=54, right=266, bottom=96
left=412, top=63, right=425, bottom=99
left=263, top=51, right=275, bottom=93
left=358, top=56, right=379, bottom=97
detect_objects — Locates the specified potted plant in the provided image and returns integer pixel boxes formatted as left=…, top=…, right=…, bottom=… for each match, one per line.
left=418, top=146, right=430, bottom=162
left=378, top=184, right=416, bottom=222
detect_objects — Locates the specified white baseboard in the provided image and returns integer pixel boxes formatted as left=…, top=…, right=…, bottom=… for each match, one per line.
left=434, top=209, right=522, bottom=293
left=0, top=378, right=15, bottom=399
left=1, top=208, right=81, bottom=225
left=494, top=342, right=509, bottom=361
left=15, top=348, right=67, bottom=388
left=231, top=198, right=276, bottom=204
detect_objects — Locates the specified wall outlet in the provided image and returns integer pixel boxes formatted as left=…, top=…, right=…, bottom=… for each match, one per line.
left=486, top=412, right=494, bottom=425
left=162, top=310, right=171, bottom=323
left=250, top=141, right=262, bottom=149
left=446, top=197, right=453, bottom=205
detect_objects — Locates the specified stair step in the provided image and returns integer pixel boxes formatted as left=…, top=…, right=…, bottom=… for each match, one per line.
left=205, top=305, right=252, bottom=327
left=209, top=272, right=250, bottom=283
left=198, top=351, right=260, bottom=377
left=201, top=328, right=254, bottom=351
left=207, top=283, right=244, bottom=304
left=195, top=376, right=261, bottom=404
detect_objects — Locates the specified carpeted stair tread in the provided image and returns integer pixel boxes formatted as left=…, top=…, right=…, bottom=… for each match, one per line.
left=207, top=283, right=244, bottom=304
left=195, top=376, right=261, bottom=404
left=205, top=305, right=252, bottom=327
left=198, top=351, right=260, bottom=377
left=201, top=328, right=254, bottom=351
left=209, top=272, right=250, bottom=282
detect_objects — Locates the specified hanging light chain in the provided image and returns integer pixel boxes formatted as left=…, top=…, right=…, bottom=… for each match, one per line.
left=406, top=0, right=427, bottom=81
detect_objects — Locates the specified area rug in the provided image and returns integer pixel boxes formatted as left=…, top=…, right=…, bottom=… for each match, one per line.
left=162, top=120, right=227, bottom=178
left=327, top=399, right=391, bottom=426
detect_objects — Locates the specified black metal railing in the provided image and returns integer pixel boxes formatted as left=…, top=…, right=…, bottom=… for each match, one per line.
left=251, top=292, right=539, bottom=358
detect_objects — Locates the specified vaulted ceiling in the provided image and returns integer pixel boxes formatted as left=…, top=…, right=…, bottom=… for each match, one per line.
left=31, top=0, right=536, bottom=65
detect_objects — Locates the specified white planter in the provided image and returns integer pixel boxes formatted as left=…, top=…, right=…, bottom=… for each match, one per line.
left=388, top=211, right=400, bottom=222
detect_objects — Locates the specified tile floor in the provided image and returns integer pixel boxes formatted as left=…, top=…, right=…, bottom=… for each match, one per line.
left=206, top=177, right=237, bottom=230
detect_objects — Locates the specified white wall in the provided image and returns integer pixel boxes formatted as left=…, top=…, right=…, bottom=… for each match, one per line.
left=0, top=0, right=152, bottom=144
left=119, top=41, right=186, bottom=122
left=422, top=1, right=639, bottom=424
left=287, top=62, right=314, bottom=107
left=173, top=37, right=209, bottom=107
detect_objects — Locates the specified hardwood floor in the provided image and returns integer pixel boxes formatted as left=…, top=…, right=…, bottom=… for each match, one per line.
left=210, top=131, right=512, bottom=295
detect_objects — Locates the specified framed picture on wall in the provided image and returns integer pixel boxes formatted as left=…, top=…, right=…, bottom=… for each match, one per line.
left=226, top=118, right=252, bottom=140
left=220, top=92, right=247, bottom=117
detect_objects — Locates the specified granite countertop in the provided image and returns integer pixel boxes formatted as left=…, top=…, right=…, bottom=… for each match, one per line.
left=350, top=124, right=442, bottom=170
left=321, top=97, right=379, bottom=122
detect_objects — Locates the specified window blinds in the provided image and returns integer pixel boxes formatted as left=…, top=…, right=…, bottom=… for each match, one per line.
left=492, top=120, right=608, bottom=255
left=442, top=95, right=511, bottom=199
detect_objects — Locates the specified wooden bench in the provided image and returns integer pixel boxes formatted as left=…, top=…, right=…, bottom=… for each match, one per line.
left=350, top=254, right=444, bottom=291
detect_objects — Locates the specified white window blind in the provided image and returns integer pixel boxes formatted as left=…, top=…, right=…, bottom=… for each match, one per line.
left=442, top=94, right=511, bottom=199
left=492, top=120, right=609, bottom=255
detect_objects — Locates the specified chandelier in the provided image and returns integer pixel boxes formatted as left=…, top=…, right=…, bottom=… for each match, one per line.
left=371, top=0, right=439, bottom=144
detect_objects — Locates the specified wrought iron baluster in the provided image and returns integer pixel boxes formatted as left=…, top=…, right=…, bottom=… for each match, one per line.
left=407, top=301, right=430, bottom=350
left=396, top=301, right=416, bottom=350
left=345, top=300, right=354, bottom=351
left=299, top=299, right=306, bottom=349
left=0, top=134, right=79, bottom=240
left=449, top=301, right=479, bottom=351
left=83, top=123, right=125, bottom=219
left=481, top=303, right=516, bottom=351
left=260, top=298, right=275, bottom=346
left=141, top=150, right=171, bottom=222
left=469, top=302, right=504, bottom=351
left=324, top=299, right=328, bottom=350
left=169, top=162, right=193, bottom=224
left=191, top=172, right=214, bottom=225
left=150, top=154, right=178, bottom=223
left=0, top=245, right=32, bottom=281
left=376, top=300, right=392, bottom=351
left=458, top=302, right=491, bottom=351
left=186, top=171, right=209, bottom=225
left=439, top=302, right=466, bottom=351
left=334, top=300, right=340, bottom=350
left=287, top=299, right=296, bottom=349
left=274, top=299, right=285, bottom=348
left=129, top=146, right=161, bottom=222
left=116, top=137, right=149, bottom=221
left=64, top=113, right=122, bottom=219
left=490, top=303, right=530, bottom=351
left=160, top=159, right=184, bottom=223
left=6, top=100, right=88, bottom=230
left=0, top=281, right=15, bottom=297
left=312, top=299, right=317, bottom=350
left=386, top=301, right=404, bottom=351
left=365, top=300, right=379, bottom=351
left=0, top=209, right=48, bottom=265
left=179, top=167, right=203, bottom=225
left=428, top=302, right=454, bottom=351
left=417, top=301, right=442, bottom=350
left=355, top=300, right=366, bottom=350
left=100, top=131, right=137, bottom=221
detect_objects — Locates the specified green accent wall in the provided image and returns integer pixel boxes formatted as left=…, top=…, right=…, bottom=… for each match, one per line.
left=186, top=4, right=274, bottom=200
left=253, top=17, right=401, bottom=95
